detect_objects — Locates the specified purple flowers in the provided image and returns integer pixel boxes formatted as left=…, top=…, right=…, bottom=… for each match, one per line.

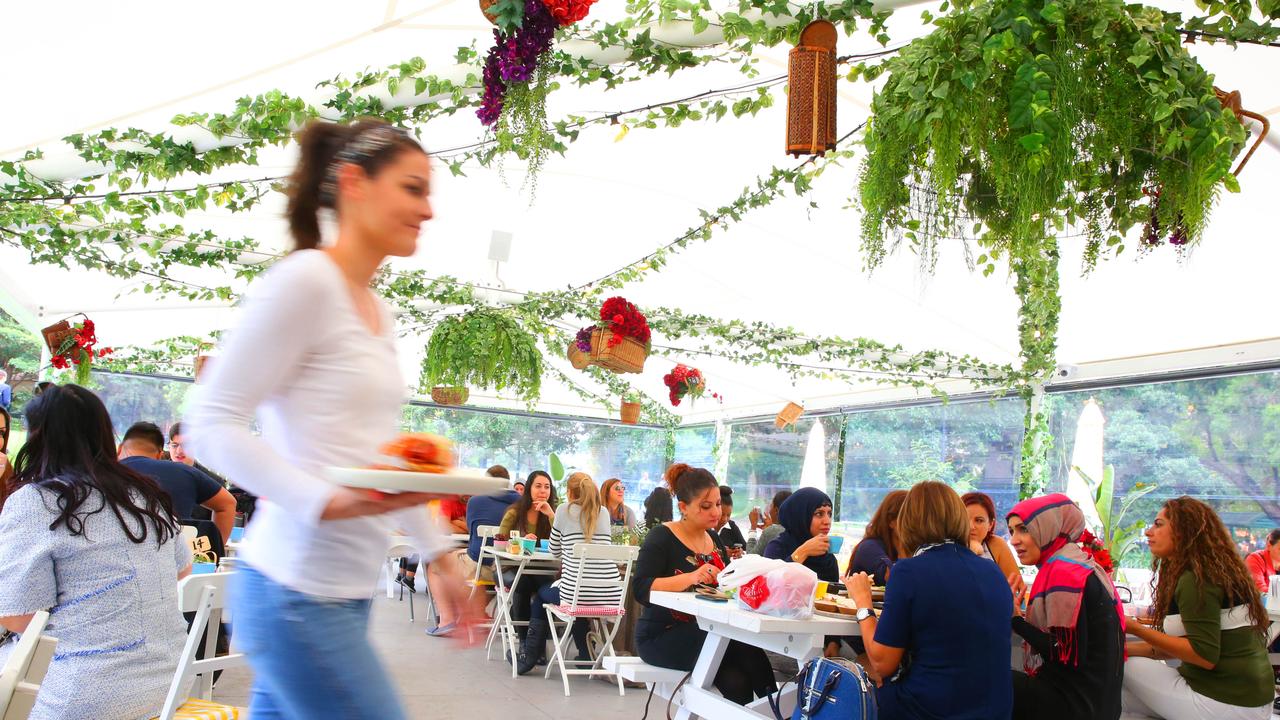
left=477, top=0, right=558, bottom=127
left=575, top=327, right=594, bottom=353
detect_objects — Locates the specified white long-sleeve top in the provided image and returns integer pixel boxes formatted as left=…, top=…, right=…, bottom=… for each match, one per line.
left=186, top=249, right=447, bottom=599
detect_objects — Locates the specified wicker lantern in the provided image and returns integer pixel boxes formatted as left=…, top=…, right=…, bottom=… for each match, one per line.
left=775, top=401, right=804, bottom=429
left=786, top=20, right=838, bottom=157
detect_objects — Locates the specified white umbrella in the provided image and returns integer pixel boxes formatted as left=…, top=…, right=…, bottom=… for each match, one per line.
left=1066, top=398, right=1105, bottom=529
left=800, top=421, right=827, bottom=492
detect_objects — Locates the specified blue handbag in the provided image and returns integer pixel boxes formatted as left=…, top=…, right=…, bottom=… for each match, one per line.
left=769, top=657, right=877, bottom=720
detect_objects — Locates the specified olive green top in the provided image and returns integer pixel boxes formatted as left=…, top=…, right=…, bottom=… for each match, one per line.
left=1173, top=571, right=1273, bottom=708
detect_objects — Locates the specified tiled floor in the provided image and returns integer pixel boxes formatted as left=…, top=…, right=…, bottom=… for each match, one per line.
left=215, top=590, right=653, bottom=719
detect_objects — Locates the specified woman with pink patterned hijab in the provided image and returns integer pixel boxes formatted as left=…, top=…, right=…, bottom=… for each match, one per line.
left=1006, top=493, right=1125, bottom=720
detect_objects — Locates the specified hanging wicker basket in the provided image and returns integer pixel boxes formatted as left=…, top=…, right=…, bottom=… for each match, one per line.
left=479, top=0, right=500, bottom=24
left=567, top=342, right=590, bottom=370
left=431, top=386, right=470, bottom=406
left=194, top=354, right=212, bottom=381
left=1213, top=86, right=1270, bottom=177
left=786, top=20, right=838, bottom=157
left=775, top=401, right=805, bottom=429
left=41, top=319, right=78, bottom=355
left=590, top=328, right=647, bottom=374
left=620, top=400, right=641, bottom=425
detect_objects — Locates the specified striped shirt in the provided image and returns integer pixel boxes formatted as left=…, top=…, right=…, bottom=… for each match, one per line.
left=551, top=504, right=622, bottom=607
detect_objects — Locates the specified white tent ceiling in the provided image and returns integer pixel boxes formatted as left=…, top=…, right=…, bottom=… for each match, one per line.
left=2, top=0, right=1278, bottom=423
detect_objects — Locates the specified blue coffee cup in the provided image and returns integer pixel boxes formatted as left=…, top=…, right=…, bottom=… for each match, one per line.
left=230, top=527, right=245, bottom=542
left=538, top=539, right=551, bottom=552
left=827, top=535, right=844, bottom=554
left=192, top=562, right=217, bottom=575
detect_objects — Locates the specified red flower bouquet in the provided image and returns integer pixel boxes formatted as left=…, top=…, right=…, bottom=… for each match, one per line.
left=48, top=317, right=112, bottom=385
left=599, top=296, right=651, bottom=348
left=663, top=364, right=720, bottom=407
left=1079, top=529, right=1114, bottom=575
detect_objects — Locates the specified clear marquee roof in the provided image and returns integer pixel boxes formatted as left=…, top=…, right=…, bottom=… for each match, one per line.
left=2, top=0, right=1277, bottom=423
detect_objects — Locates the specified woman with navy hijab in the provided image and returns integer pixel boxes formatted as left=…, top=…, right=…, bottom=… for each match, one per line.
left=763, top=487, right=839, bottom=580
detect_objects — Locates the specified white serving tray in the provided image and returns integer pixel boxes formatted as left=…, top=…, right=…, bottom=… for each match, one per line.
left=324, top=467, right=507, bottom=495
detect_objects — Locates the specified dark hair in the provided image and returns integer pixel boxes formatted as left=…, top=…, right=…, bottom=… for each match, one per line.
left=122, top=421, right=166, bottom=452
left=770, top=489, right=793, bottom=514
left=858, top=489, right=908, bottom=562
left=664, top=463, right=719, bottom=505
left=169, top=421, right=183, bottom=441
left=509, top=470, right=558, bottom=537
left=718, top=485, right=734, bottom=507
left=644, top=486, right=673, bottom=527
left=961, top=491, right=998, bottom=541
left=34, top=381, right=55, bottom=396
left=8, top=385, right=177, bottom=545
left=525, top=470, right=549, bottom=486
left=0, top=406, right=10, bottom=454
left=286, top=119, right=427, bottom=251
left=486, top=464, right=511, bottom=480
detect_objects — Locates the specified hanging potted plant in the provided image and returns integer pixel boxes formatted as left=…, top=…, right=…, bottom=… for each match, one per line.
left=477, top=0, right=600, bottom=190
left=619, top=393, right=642, bottom=425
left=420, top=308, right=543, bottom=406
left=662, top=364, right=720, bottom=407
left=41, top=314, right=112, bottom=385
left=568, top=296, right=651, bottom=374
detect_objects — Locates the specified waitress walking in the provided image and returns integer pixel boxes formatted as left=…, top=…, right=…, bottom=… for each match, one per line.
left=189, top=119, right=478, bottom=718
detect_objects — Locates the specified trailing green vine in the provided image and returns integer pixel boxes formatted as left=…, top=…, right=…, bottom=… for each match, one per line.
left=420, top=308, right=543, bottom=405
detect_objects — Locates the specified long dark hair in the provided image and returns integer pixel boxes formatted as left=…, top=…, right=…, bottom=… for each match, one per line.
left=509, top=470, right=558, bottom=537
left=8, top=385, right=178, bottom=546
left=0, top=405, right=10, bottom=454
left=286, top=118, right=427, bottom=251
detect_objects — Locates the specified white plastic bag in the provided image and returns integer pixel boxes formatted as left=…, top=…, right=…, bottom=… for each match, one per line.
left=719, top=555, right=818, bottom=619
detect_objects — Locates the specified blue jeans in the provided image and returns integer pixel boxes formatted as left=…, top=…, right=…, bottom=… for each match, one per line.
left=231, top=564, right=406, bottom=720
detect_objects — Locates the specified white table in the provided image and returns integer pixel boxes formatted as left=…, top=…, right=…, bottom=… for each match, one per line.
left=649, top=590, right=861, bottom=720
left=482, top=547, right=560, bottom=677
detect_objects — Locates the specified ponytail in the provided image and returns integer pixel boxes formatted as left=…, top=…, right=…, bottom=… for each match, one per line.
left=285, top=118, right=427, bottom=251
left=567, top=472, right=602, bottom=541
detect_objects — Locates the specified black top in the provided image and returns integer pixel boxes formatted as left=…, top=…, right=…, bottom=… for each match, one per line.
left=718, top=519, right=747, bottom=550
left=633, top=524, right=729, bottom=627
left=121, top=456, right=223, bottom=519
left=1011, top=574, right=1124, bottom=720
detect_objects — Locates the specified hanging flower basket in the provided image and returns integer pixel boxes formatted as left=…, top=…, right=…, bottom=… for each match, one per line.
left=41, top=314, right=112, bottom=385
left=663, top=365, right=719, bottom=407
left=591, top=329, right=647, bottom=374
left=431, top=386, right=470, bottom=406
left=567, top=340, right=590, bottom=370
left=620, top=400, right=641, bottom=425
left=775, top=402, right=805, bottom=429
left=479, top=0, right=500, bottom=24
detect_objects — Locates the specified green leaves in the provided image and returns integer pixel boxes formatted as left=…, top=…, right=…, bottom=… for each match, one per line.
left=420, top=309, right=543, bottom=406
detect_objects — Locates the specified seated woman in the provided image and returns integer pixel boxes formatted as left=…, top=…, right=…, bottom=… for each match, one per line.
left=1006, top=493, right=1125, bottom=720
left=847, top=489, right=907, bottom=585
left=764, top=487, right=844, bottom=657
left=600, top=477, right=638, bottom=531
left=848, top=481, right=1013, bottom=720
left=746, top=489, right=791, bottom=555
left=633, top=463, right=776, bottom=705
left=962, top=491, right=1020, bottom=578
left=643, top=485, right=673, bottom=527
left=0, top=385, right=190, bottom=720
left=717, top=485, right=747, bottom=559
left=499, top=470, right=559, bottom=642
left=516, top=472, right=619, bottom=675
left=1122, top=496, right=1273, bottom=720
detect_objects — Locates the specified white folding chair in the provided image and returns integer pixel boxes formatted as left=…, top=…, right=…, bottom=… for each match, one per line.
left=467, top=525, right=501, bottom=602
left=543, top=543, right=640, bottom=696
left=385, top=542, right=419, bottom=622
left=0, top=611, right=57, bottom=720
left=154, top=572, right=246, bottom=720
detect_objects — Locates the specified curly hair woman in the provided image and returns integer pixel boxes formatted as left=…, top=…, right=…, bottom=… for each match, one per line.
left=1122, top=496, right=1274, bottom=719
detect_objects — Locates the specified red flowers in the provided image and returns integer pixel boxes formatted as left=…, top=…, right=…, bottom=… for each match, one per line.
left=1079, top=530, right=1114, bottom=574
left=600, top=296, right=650, bottom=347
left=663, top=364, right=720, bottom=407
left=541, top=0, right=595, bottom=25
left=50, top=316, right=108, bottom=385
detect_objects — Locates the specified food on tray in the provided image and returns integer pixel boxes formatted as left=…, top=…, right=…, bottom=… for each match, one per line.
left=815, top=595, right=861, bottom=615
left=375, top=433, right=456, bottom=473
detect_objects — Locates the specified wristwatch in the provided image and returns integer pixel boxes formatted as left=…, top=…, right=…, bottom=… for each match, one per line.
left=854, top=607, right=877, bottom=622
